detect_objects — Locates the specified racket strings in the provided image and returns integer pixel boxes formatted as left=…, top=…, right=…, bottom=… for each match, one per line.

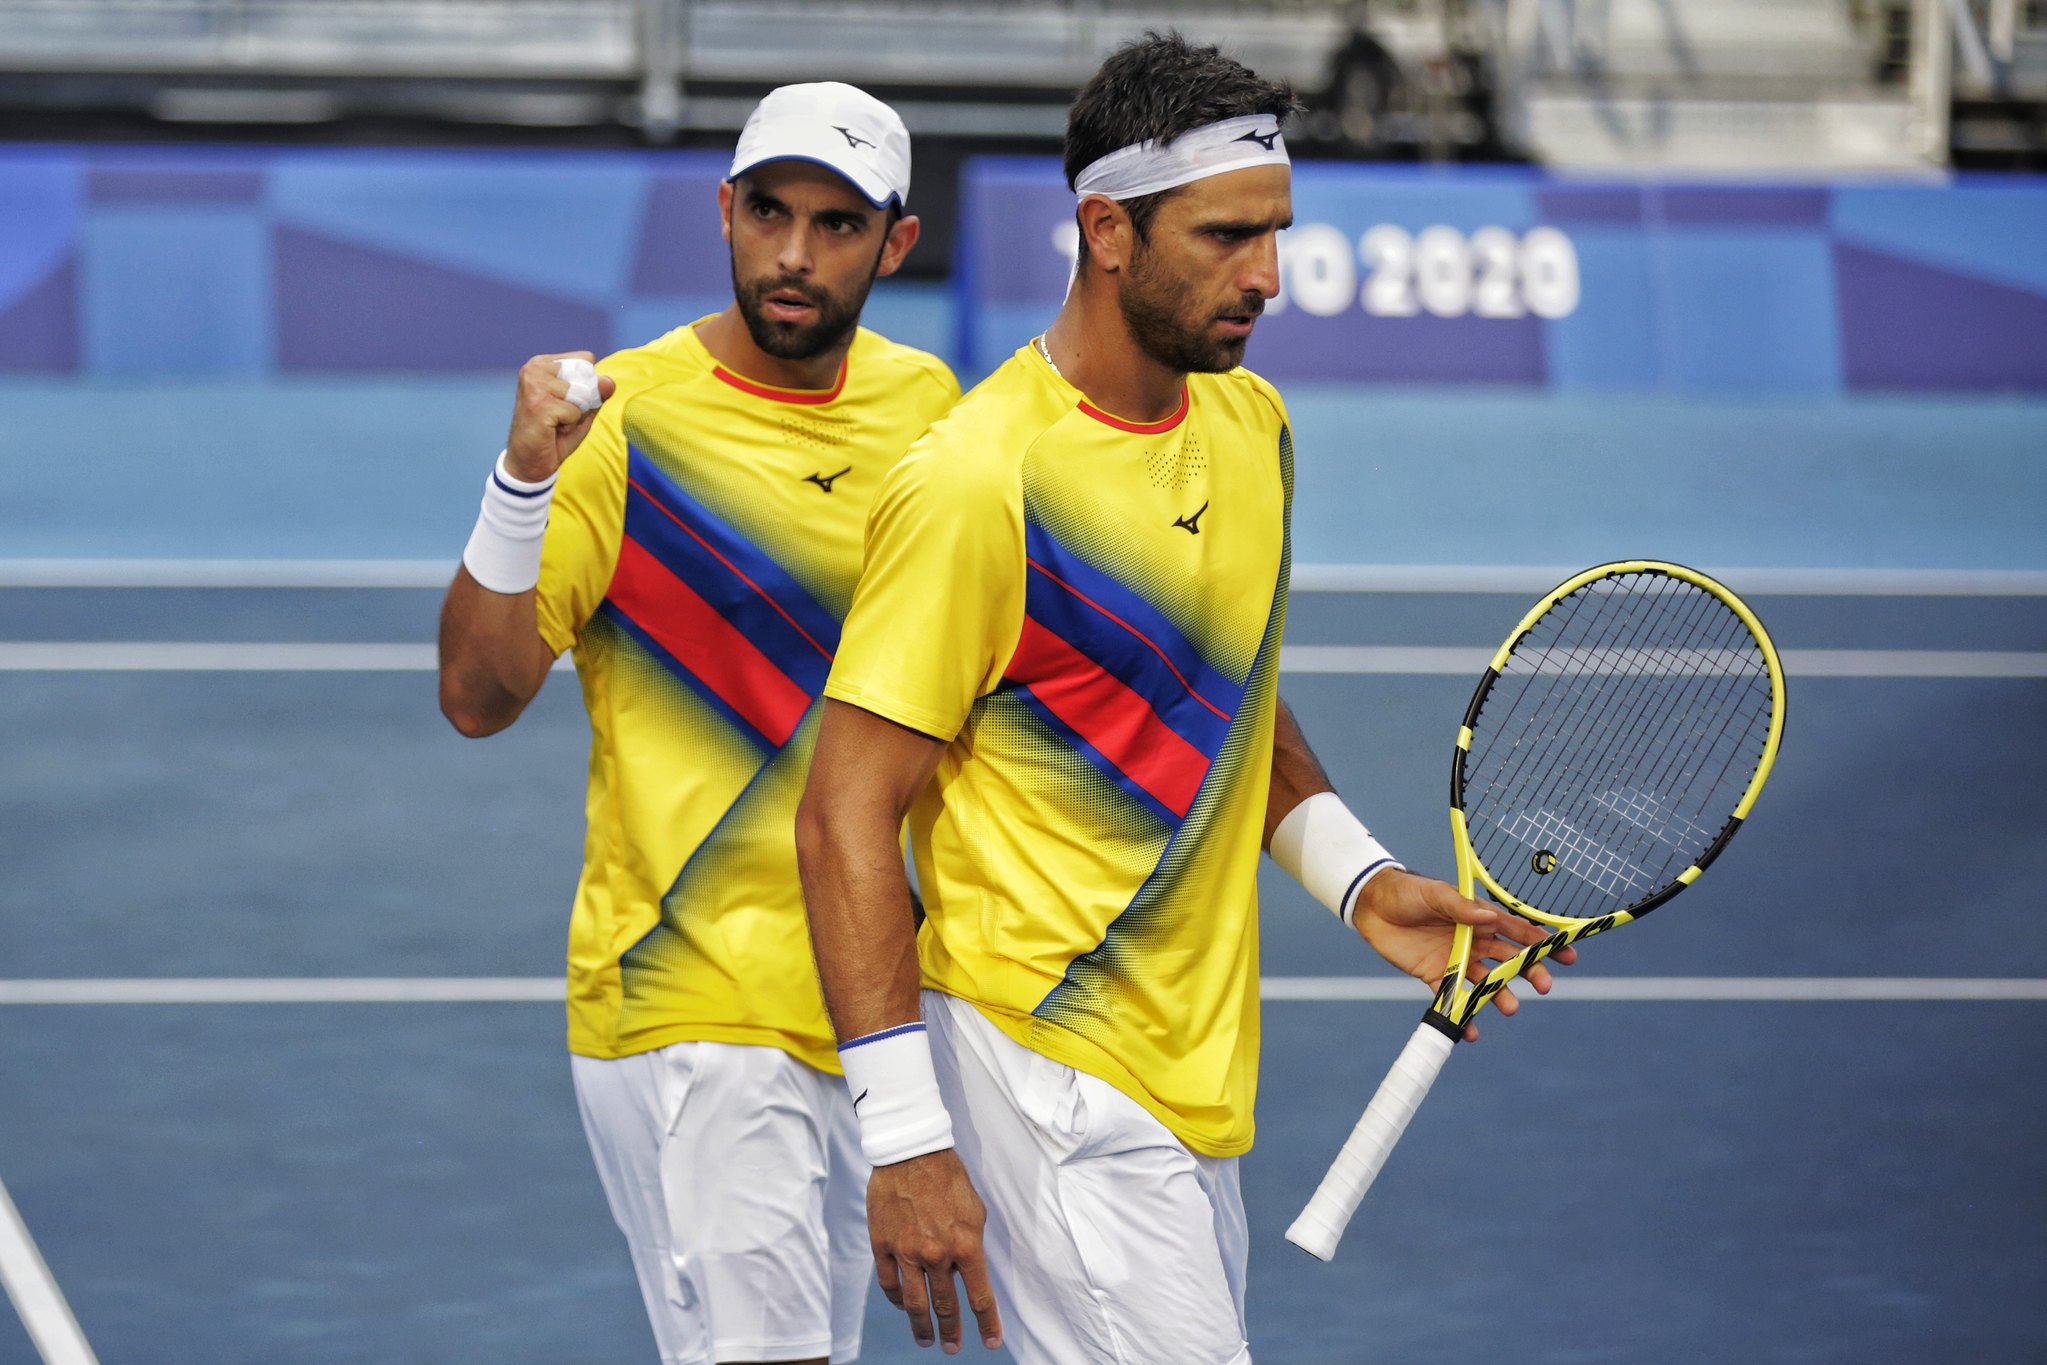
left=1483, top=579, right=1768, bottom=908
left=1480, top=590, right=1710, bottom=907
left=1500, top=578, right=1758, bottom=897
left=1481, top=580, right=1707, bottom=899
left=1491, top=578, right=1699, bottom=849
left=1569, top=577, right=1756, bottom=853
left=1461, top=571, right=1774, bottom=919
left=1620, top=592, right=1772, bottom=846
left=1471, top=577, right=1711, bottom=895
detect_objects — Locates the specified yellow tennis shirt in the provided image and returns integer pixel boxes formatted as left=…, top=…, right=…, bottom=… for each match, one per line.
left=535, top=318, right=960, bottom=1069
left=825, top=342, right=1293, bottom=1156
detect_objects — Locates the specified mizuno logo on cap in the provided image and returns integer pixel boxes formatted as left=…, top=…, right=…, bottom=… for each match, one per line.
left=835, top=126, right=876, bottom=150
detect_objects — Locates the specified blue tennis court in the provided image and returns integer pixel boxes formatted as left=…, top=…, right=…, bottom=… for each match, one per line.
left=4, top=366, right=2044, bottom=1362
left=5, top=136, right=2047, bottom=1362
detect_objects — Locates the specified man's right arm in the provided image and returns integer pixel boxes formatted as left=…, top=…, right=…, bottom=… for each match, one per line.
left=795, top=698, right=1004, bottom=1355
left=436, top=569, right=556, bottom=737
left=436, top=351, right=613, bottom=738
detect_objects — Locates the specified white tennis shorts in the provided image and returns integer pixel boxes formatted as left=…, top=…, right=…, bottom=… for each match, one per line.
left=923, top=990, right=1254, bottom=1365
left=571, top=1040, right=871, bottom=1365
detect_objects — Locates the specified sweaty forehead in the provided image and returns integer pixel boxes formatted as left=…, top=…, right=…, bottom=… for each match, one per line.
left=1157, top=163, right=1293, bottom=221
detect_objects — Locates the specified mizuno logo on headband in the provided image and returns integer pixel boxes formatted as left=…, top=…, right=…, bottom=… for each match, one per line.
left=1071, top=114, right=1290, bottom=203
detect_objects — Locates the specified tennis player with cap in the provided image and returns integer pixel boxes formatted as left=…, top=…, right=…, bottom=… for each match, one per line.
left=795, top=34, right=1565, bottom=1362
left=438, top=83, right=958, bottom=1365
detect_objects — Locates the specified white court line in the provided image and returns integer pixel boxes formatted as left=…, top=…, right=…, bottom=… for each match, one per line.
left=1259, top=976, right=2047, bottom=1002
left=1278, top=645, right=2047, bottom=679
left=0, top=645, right=575, bottom=672
left=0, top=643, right=439, bottom=671
left=1, top=978, right=2042, bottom=1005
left=0, top=1176, right=99, bottom=1365
left=1288, top=564, right=2047, bottom=596
left=4, top=560, right=2046, bottom=596
left=0, top=978, right=563, bottom=1004
left=0, top=560, right=453, bottom=589
left=0, top=642, right=2040, bottom=679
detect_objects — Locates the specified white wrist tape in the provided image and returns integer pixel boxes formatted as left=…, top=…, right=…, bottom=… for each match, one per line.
left=837, top=1021, right=955, bottom=1167
left=1270, top=791, right=1404, bottom=928
left=461, top=451, right=556, bottom=595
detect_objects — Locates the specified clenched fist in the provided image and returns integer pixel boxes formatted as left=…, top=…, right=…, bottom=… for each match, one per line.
left=503, top=352, right=616, bottom=484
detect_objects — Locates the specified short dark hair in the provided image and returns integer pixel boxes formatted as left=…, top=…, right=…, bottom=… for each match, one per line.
left=1064, top=31, right=1301, bottom=256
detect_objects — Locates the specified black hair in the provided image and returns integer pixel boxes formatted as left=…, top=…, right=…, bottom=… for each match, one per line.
left=1064, top=31, right=1301, bottom=260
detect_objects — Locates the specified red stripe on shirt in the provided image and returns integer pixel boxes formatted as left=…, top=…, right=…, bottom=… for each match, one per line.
left=611, top=536, right=814, bottom=747
left=710, top=360, right=847, bottom=405
left=1075, top=386, right=1189, bottom=434
left=627, top=475, right=834, bottom=663
left=1007, top=615, right=1211, bottom=819
left=1025, top=556, right=1233, bottom=725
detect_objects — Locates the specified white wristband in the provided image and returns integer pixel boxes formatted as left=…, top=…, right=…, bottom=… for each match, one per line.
left=1270, top=791, right=1404, bottom=928
left=837, top=1022, right=955, bottom=1167
left=461, top=450, right=556, bottom=594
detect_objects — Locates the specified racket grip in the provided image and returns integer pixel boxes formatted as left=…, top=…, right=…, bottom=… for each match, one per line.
left=1284, top=1021, right=1456, bottom=1261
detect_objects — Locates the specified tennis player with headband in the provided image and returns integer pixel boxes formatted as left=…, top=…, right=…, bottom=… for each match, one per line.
left=796, top=33, right=1570, bottom=1363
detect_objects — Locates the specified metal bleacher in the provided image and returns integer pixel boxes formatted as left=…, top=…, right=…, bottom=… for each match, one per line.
left=0, top=0, right=1352, bottom=138
left=0, top=0, right=2040, bottom=164
left=1943, top=0, right=2047, bottom=163
left=1505, top=0, right=2047, bottom=169
left=1503, top=0, right=1922, bottom=169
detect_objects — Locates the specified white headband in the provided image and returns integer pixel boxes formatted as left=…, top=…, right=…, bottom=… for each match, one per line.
left=1072, top=114, right=1289, bottom=202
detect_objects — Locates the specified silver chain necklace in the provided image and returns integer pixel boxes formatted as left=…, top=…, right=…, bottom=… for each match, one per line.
left=1034, top=333, right=1066, bottom=382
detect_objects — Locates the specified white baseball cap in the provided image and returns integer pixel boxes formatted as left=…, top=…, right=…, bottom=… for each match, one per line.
left=728, top=82, right=912, bottom=208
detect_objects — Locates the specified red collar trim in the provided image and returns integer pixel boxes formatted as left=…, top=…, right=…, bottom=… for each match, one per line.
left=711, top=359, right=847, bottom=405
left=1076, top=387, right=1190, bottom=434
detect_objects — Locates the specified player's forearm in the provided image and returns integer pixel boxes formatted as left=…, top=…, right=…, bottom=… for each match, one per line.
left=797, top=802, right=924, bottom=1039
left=436, top=566, right=554, bottom=737
left=796, top=700, right=945, bottom=1039
left=1265, top=695, right=1337, bottom=848
left=796, top=711, right=958, bottom=1173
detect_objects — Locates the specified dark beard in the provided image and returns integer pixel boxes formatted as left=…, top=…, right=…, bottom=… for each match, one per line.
left=1119, top=246, right=1260, bottom=375
left=731, top=257, right=880, bottom=362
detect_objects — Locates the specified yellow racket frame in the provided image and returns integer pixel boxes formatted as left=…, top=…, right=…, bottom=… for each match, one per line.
left=1426, top=560, right=1787, bottom=1035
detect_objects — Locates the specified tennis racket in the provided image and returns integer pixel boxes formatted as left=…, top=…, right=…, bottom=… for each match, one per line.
left=1284, top=560, right=1786, bottom=1261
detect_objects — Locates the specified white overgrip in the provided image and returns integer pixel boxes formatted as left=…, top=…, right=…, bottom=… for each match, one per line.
left=1284, top=1021, right=1457, bottom=1260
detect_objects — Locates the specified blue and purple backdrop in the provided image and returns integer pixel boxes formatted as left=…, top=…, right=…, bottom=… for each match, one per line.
left=0, top=145, right=739, bottom=375
left=0, top=144, right=2042, bottom=573
left=5, top=144, right=2046, bottom=393
left=955, top=157, right=2047, bottom=394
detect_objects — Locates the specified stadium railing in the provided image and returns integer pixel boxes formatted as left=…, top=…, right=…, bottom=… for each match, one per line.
left=0, top=0, right=1353, bottom=138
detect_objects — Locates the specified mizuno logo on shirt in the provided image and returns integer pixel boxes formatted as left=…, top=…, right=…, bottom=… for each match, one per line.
left=805, top=466, right=852, bottom=492
left=835, top=127, right=876, bottom=150
left=1234, top=128, right=1281, bottom=150
left=852, top=1088, right=870, bottom=1111
left=1173, top=501, right=1208, bottom=535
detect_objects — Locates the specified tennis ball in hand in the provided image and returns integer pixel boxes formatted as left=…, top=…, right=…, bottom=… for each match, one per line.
left=556, top=357, right=603, bottom=414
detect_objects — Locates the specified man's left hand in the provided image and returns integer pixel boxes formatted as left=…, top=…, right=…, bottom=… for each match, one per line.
left=1351, top=869, right=1576, bottom=1040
